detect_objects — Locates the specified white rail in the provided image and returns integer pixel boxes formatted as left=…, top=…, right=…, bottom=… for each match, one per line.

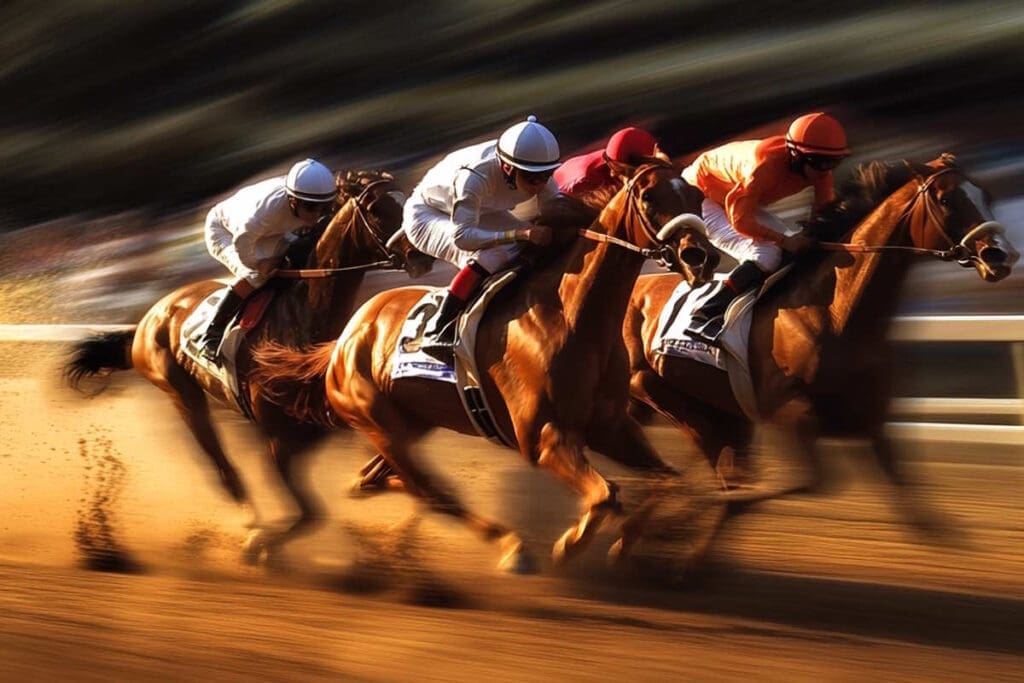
left=889, top=315, right=1024, bottom=342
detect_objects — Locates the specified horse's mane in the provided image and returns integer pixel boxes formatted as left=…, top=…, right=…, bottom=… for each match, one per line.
left=804, top=160, right=918, bottom=241
left=578, top=183, right=620, bottom=211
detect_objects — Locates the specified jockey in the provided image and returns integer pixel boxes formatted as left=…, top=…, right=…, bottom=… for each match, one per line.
left=200, top=158, right=338, bottom=362
left=681, top=112, right=850, bottom=342
left=554, top=126, right=661, bottom=197
left=404, top=115, right=562, bottom=359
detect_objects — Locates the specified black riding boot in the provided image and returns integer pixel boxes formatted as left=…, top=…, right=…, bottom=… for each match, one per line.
left=200, top=289, right=245, bottom=362
left=420, top=292, right=468, bottom=362
left=688, top=261, right=766, bottom=343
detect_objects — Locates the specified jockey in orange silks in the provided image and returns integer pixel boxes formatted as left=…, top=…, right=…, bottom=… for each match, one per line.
left=201, top=159, right=338, bottom=361
left=555, top=126, right=661, bottom=197
left=402, top=115, right=563, bottom=359
left=681, top=112, right=850, bottom=342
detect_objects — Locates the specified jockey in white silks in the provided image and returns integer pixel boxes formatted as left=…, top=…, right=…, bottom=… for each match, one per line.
left=200, top=158, right=338, bottom=362
left=403, top=115, right=563, bottom=359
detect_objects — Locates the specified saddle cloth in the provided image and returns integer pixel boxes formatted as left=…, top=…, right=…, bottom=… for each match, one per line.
left=391, top=271, right=519, bottom=447
left=179, top=286, right=274, bottom=417
left=653, top=266, right=792, bottom=420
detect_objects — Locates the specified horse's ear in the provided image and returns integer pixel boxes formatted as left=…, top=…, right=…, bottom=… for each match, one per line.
left=926, top=153, right=958, bottom=171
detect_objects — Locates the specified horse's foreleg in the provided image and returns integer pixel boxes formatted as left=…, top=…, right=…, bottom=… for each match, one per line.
left=772, top=399, right=825, bottom=495
left=869, top=430, right=958, bottom=542
left=533, top=423, right=620, bottom=565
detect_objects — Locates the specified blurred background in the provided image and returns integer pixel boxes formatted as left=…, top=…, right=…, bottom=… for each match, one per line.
left=1, top=0, right=1021, bottom=401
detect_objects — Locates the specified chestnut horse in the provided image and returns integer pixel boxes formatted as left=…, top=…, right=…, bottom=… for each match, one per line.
left=624, top=155, right=1018, bottom=530
left=64, top=170, right=429, bottom=559
left=254, top=162, right=717, bottom=574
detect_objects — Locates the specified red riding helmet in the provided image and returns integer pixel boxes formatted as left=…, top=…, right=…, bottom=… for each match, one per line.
left=604, top=127, right=658, bottom=165
left=786, top=113, right=849, bottom=156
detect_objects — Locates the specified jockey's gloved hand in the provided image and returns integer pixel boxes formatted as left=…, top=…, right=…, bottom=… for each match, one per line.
left=781, top=233, right=816, bottom=254
left=521, top=225, right=552, bottom=246
left=284, top=232, right=317, bottom=267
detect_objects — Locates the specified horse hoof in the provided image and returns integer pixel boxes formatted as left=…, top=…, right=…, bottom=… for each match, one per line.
left=241, top=529, right=267, bottom=565
left=607, top=538, right=630, bottom=567
left=552, top=528, right=582, bottom=566
left=498, top=548, right=537, bottom=575
left=347, top=475, right=404, bottom=499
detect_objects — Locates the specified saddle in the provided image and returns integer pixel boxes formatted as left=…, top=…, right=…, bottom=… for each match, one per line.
left=392, top=271, right=520, bottom=447
left=653, top=265, right=793, bottom=419
left=179, top=285, right=276, bottom=417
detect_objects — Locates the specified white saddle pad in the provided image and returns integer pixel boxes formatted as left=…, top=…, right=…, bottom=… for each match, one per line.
left=178, top=286, right=248, bottom=414
left=390, top=271, right=519, bottom=447
left=391, top=289, right=456, bottom=384
left=653, top=267, right=792, bottom=420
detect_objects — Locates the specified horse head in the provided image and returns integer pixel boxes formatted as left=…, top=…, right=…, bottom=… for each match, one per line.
left=612, top=161, right=716, bottom=285
left=310, top=170, right=432, bottom=278
left=904, top=154, right=1018, bottom=282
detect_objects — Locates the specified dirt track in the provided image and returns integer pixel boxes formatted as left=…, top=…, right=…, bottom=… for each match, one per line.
left=1, top=346, right=1021, bottom=681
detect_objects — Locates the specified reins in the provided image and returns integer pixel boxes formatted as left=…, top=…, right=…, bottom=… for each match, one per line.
left=575, top=162, right=680, bottom=261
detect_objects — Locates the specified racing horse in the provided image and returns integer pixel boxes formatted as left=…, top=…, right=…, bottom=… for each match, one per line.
left=64, top=170, right=429, bottom=560
left=253, top=161, right=717, bottom=574
left=624, top=154, right=1018, bottom=530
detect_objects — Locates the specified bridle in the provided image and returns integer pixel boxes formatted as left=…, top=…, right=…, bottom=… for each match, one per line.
left=276, top=175, right=406, bottom=279
left=815, top=162, right=1003, bottom=265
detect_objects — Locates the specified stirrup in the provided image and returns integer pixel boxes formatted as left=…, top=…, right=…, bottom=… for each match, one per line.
left=420, top=323, right=457, bottom=362
left=199, top=337, right=223, bottom=364
left=688, top=317, right=725, bottom=344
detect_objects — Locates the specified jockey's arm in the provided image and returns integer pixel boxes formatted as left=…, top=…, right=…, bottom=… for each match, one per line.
left=723, top=178, right=783, bottom=244
left=812, top=172, right=836, bottom=210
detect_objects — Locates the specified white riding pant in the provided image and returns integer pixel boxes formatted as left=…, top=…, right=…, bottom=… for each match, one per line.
left=701, top=199, right=786, bottom=272
left=403, top=196, right=529, bottom=273
left=205, top=211, right=276, bottom=289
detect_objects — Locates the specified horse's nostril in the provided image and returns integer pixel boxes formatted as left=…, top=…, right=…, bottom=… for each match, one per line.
left=980, top=246, right=1008, bottom=265
left=680, top=247, right=707, bottom=267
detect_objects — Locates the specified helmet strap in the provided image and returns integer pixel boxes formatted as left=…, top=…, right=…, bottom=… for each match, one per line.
left=787, top=147, right=809, bottom=178
left=499, top=161, right=518, bottom=190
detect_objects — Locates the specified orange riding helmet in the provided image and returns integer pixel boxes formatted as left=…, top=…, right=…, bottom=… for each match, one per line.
left=785, top=113, right=849, bottom=157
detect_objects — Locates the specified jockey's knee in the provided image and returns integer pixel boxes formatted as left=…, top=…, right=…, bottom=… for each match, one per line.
left=751, top=245, right=782, bottom=272
left=231, top=276, right=260, bottom=298
left=473, top=245, right=521, bottom=273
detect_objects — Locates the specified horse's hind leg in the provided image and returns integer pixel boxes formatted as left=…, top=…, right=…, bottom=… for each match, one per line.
left=350, top=398, right=533, bottom=573
left=147, top=354, right=249, bottom=506
left=350, top=452, right=405, bottom=496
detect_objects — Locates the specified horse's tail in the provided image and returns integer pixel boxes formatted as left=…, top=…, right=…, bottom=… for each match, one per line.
left=64, top=329, right=136, bottom=391
left=250, top=340, right=339, bottom=428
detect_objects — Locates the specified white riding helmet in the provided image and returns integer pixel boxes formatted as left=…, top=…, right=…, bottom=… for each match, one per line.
left=285, top=159, right=338, bottom=203
left=496, top=115, right=561, bottom=173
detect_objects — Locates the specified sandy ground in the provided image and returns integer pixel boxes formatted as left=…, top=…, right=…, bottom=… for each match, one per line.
left=1, top=345, right=1022, bottom=681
